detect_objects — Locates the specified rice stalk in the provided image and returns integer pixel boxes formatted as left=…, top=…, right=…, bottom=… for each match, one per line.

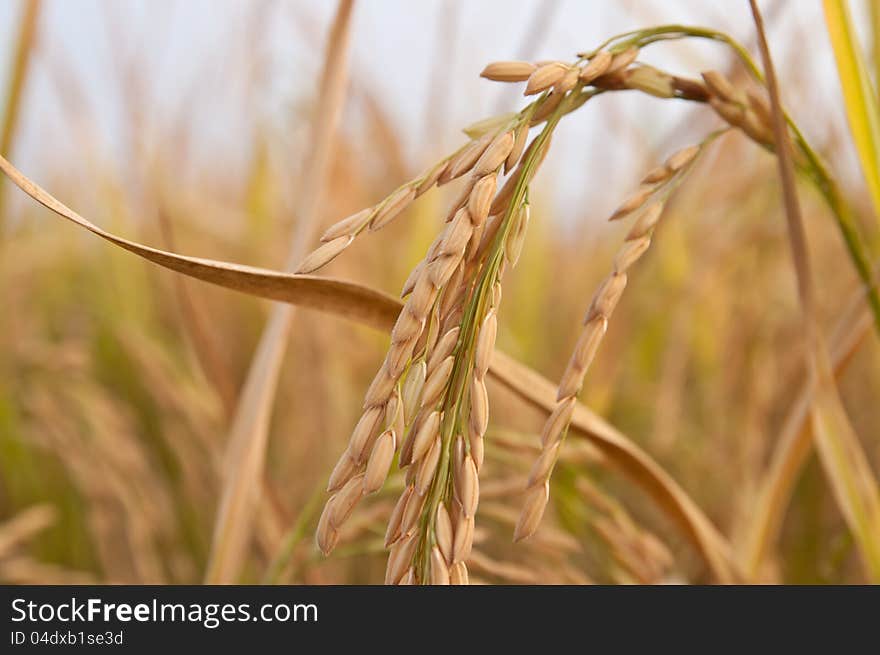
left=205, top=0, right=355, bottom=584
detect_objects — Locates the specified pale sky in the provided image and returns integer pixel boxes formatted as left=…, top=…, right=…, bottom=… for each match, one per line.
left=0, top=1, right=860, bottom=227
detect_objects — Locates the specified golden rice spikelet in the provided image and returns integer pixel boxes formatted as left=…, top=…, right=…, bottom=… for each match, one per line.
left=411, top=410, right=441, bottom=462
left=666, top=144, right=700, bottom=172
left=370, top=185, right=416, bottom=231
left=701, top=70, right=741, bottom=103
left=347, top=406, right=384, bottom=463
left=326, top=451, right=357, bottom=493
left=604, top=47, right=640, bottom=76
left=555, top=67, right=580, bottom=94
left=530, top=90, right=565, bottom=124
left=430, top=546, right=451, bottom=584
left=527, top=442, right=561, bottom=487
left=456, top=455, right=479, bottom=517
left=415, top=436, right=442, bottom=495
left=421, top=356, right=454, bottom=407
left=514, top=481, right=549, bottom=542
left=295, top=234, right=353, bottom=273
left=474, top=310, right=497, bottom=378
left=450, top=561, right=469, bottom=585
left=609, top=185, right=654, bottom=221
left=452, top=514, right=475, bottom=562
left=399, top=485, right=425, bottom=534
left=316, top=499, right=340, bottom=556
left=442, top=133, right=493, bottom=183
left=474, top=130, right=515, bottom=176
left=516, top=140, right=706, bottom=542
left=467, top=174, right=498, bottom=226
left=363, top=430, right=396, bottom=494
left=540, top=397, right=576, bottom=447
left=505, top=120, right=530, bottom=172
left=385, top=485, right=414, bottom=547
left=427, top=326, right=459, bottom=371
left=480, top=60, right=536, bottom=82
left=416, top=160, right=449, bottom=196
left=385, top=532, right=418, bottom=584
left=505, top=203, right=530, bottom=268
left=524, top=61, right=569, bottom=95
left=329, top=473, right=365, bottom=528
left=579, top=50, right=612, bottom=82
left=401, top=360, right=426, bottom=420
left=435, top=502, right=454, bottom=563
left=320, top=208, right=372, bottom=242
left=624, top=66, right=675, bottom=98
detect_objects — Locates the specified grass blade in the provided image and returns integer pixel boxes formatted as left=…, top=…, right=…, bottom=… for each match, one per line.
left=823, top=0, right=880, bottom=221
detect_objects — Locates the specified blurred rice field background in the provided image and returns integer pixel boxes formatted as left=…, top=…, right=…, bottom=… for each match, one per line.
left=0, top=0, right=878, bottom=584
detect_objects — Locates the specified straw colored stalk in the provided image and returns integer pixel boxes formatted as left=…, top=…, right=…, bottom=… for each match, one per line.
left=515, top=141, right=704, bottom=542
left=204, top=0, right=355, bottom=585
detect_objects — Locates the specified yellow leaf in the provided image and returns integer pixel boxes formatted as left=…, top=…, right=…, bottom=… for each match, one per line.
left=824, top=0, right=880, bottom=221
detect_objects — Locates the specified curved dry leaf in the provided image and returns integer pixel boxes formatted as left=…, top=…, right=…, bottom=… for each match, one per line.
left=0, top=155, right=398, bottom=333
